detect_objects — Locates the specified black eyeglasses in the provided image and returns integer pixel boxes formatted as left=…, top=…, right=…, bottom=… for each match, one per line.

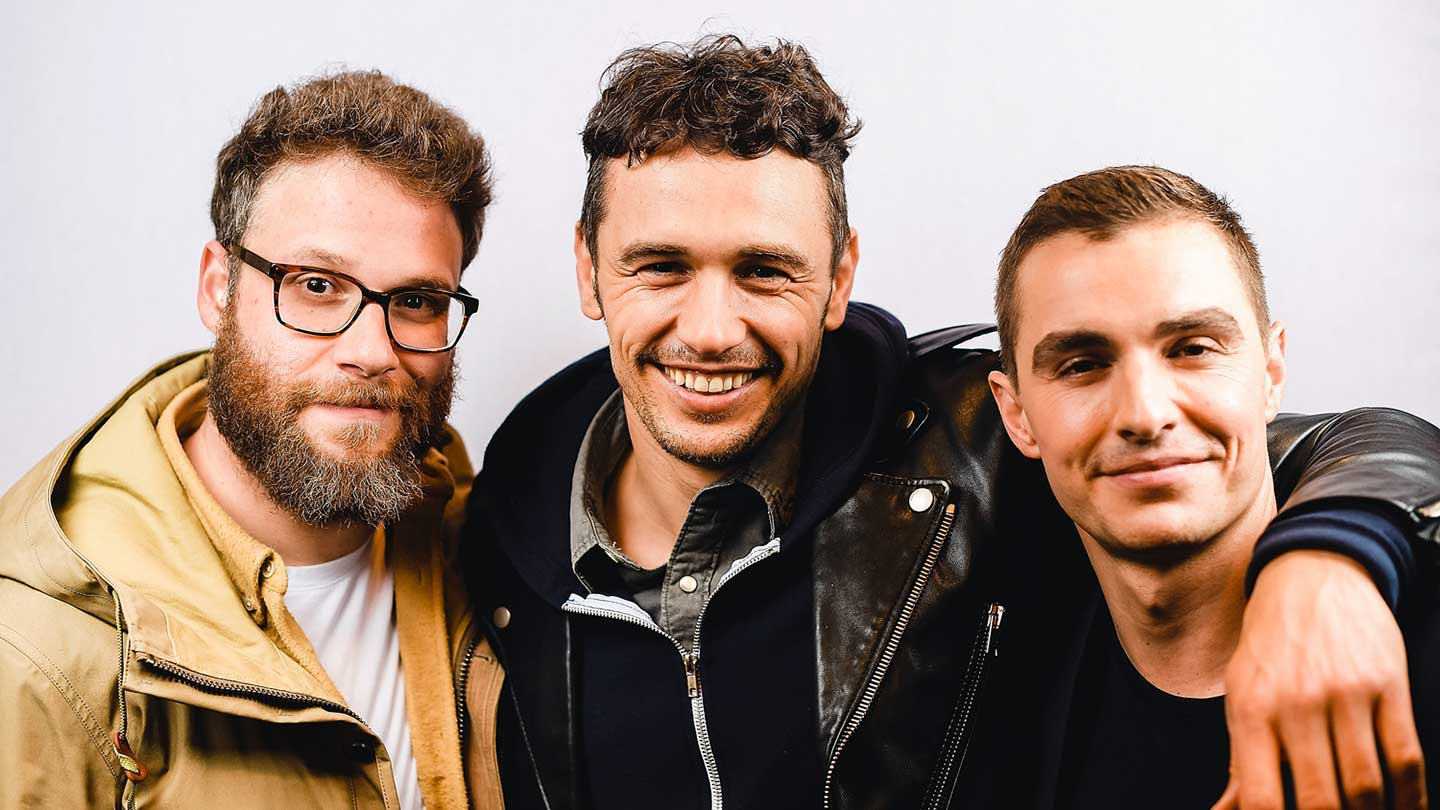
left=228, top=244, right=478, bottom=353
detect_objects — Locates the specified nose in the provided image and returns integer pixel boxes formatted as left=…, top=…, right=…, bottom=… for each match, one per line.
left=674, top=271, right=746, bottom=357
left=331, top=300, right=400, bottom=378
left=1113, top=356, right=1180, bottom=443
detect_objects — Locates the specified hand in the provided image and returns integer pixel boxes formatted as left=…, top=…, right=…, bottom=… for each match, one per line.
left=1214, top=549, right=1426, bottom=810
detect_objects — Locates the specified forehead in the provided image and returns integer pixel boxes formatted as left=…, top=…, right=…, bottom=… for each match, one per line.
left=1013, top=219, right=1259, bottom=346
left=598, top=147, right=831, bottom=256
left=246, top=153, right=463, bottom=286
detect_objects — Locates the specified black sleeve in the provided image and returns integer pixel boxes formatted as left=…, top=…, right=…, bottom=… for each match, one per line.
left=1252, top=408, right=1440, bottom=607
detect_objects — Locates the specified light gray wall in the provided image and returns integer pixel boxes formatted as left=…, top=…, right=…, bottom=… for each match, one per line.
left=3, top=0, right=1437, bottom=490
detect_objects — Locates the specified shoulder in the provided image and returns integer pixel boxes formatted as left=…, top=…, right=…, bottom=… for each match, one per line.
left=0, top=578, right=123, bottom=780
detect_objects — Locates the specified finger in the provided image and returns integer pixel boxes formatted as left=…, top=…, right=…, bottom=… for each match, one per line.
left=1227, top=698, right=1286, bottom=810
left=1376, top=684, right=1427, bottom=810
left=1330, top=695, right=1385, bottom=810
left=1211, top=776, right=1240, bottom=810
left=1276, top=704, right=1342, bottom=810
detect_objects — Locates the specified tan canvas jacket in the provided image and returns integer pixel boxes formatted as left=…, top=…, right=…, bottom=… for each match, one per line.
left=0, top=352, right=506, bottom=809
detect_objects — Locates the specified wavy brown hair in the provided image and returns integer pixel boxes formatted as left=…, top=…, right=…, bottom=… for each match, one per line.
left=579, top=35, right=862, bottom=268
left=995, top=165, right=1267, bottom=379
left=211, top=70, right=493, bottom=273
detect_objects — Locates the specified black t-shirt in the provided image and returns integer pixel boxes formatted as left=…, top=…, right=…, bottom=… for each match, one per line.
left=1059, top=607, right=1230, bottom=810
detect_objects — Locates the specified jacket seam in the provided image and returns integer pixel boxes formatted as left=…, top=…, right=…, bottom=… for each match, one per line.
left=23, top=503, right=105, bottom=601
left=0, top=622, right=119, bottom=780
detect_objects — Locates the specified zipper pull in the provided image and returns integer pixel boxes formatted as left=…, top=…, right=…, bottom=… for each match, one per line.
left=683, top=653, right=700, bottom=698
left=985, top=603, right=1005, bottom=658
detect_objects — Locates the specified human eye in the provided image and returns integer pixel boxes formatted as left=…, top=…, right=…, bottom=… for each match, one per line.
left=1057, top=356, right=1107, bottom=378
left=636, top=261, right=689, bottom=283
left=738, top=264, right=792, bottom=288
left=1169, top=338, right=1221, bottom=359
left=392, top=290, right=449, bottom=319
left=292, top=271, right=345, bottom=298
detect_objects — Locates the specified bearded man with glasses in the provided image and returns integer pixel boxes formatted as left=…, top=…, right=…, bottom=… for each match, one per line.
left=0, top=72, right=501, bottom=810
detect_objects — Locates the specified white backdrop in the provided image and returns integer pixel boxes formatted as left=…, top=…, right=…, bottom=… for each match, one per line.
left=3, top=0, right=1437, bottom=490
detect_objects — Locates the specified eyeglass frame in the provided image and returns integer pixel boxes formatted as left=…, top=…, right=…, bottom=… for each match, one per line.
left=226, top=243, right=479, bottom=353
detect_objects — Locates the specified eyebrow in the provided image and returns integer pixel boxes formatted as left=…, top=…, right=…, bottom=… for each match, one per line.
left=280, top=248, right=455, bottom=291
left=734, top=244, right=813, bottom=272
left=1152, top=307, right=1245, bottom=342
left=283, top=246, right=350, bottom=268
left=614, top=241, right=813, bottom=272
left=1028, top=307, right=1248, bottom=375
left=1030, top=330, right=1113, bottom=375
left=615, top=242, right=687, bottom=266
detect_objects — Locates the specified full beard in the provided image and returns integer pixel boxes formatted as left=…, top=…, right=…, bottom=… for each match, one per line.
left=207, top=314, right=455, bottom=528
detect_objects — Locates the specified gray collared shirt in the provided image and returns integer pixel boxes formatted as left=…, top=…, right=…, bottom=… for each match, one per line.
left=569, top=391, right=799, bottom=650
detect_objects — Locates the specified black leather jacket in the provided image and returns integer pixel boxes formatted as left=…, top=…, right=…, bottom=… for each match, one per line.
left=464, top=306, right=1440, bottom=810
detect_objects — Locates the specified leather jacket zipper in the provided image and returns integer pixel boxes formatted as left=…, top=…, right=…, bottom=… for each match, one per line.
left=920, top=602, right=1005, bottom=810
left=822, top=503, right=957, bottom=809
left=561, top=538, right=781, bottom=810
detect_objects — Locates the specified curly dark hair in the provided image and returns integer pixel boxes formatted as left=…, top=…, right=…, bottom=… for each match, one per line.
left=579, top=35, right=862, bottom=268
left=995, top=165, right=1267, bottom=379
left=211, top=70, right=493, bottom=273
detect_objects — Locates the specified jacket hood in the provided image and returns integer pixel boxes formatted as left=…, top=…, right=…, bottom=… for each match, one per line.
left=0, top=352, right=462, bottom=714
left=471, top=301, right=910, bottom=607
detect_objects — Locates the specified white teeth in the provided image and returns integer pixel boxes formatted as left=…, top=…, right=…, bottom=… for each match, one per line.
left=662, top=366, right=757, bottom=393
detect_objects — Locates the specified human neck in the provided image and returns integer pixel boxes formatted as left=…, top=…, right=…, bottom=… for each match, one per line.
left=183, top=413, right=374, bottom=566
left=1082, top=480, right=1277, bottom=698
left=605, top=400, right=799, bottom=570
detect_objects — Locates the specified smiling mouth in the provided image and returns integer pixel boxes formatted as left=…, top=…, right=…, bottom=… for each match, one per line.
left=659, top=365, right=758, bottom=394
left=1100, top=457, right=1210, bottom=477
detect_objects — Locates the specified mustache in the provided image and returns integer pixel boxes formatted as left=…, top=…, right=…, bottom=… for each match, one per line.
left=637, top=344, right=783, bottom=373
left=282, top=378, right=425, bottom=412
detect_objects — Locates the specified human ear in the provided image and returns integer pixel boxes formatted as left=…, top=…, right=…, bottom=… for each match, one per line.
left=1263, top=321, right=1287, bottom=422
left=197, top=240, right=231, bottom=334
left=987, top=369, right=1042, bottom=459
left=574, top=223, right=603, bottom=321
left=823, top=228, right=859, bottom=331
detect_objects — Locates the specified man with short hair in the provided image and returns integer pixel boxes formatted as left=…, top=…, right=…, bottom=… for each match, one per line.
left=0, top=72, right=502, bottom=809
left=467, top=38, right=1440, bottom=810
left=971, top=165, right=1439, bottom=809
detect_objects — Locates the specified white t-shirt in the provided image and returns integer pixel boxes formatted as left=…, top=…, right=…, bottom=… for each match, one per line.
left=285, top=538, right=424, bottom=810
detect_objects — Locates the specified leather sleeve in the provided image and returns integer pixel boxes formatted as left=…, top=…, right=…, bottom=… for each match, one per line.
left=1261, top=408, right=1440, bottom=598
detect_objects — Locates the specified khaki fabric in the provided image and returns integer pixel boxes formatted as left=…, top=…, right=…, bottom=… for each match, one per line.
left=0, top=352, right=504, bottom=809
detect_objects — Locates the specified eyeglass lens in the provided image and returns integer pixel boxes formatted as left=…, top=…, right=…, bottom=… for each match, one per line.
left=277, top=270, right=466, bottom=350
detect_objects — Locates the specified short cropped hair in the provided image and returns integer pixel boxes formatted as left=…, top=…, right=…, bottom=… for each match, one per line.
left=995, top=165, right=1267, bottom=377
left=579, top=35, right=861, bottom=268
left=211, top=70, right=493, bottom=272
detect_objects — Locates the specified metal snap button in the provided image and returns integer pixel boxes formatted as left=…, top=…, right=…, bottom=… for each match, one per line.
left=261, top=559, right=276, bottom=578
left=908, top=487, right=935, bottom=513
left=678, top=575, right=698, bottom=593
left=896, top=409, right=916, bottom=431
left=492, top=606, right=511, bottom=630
